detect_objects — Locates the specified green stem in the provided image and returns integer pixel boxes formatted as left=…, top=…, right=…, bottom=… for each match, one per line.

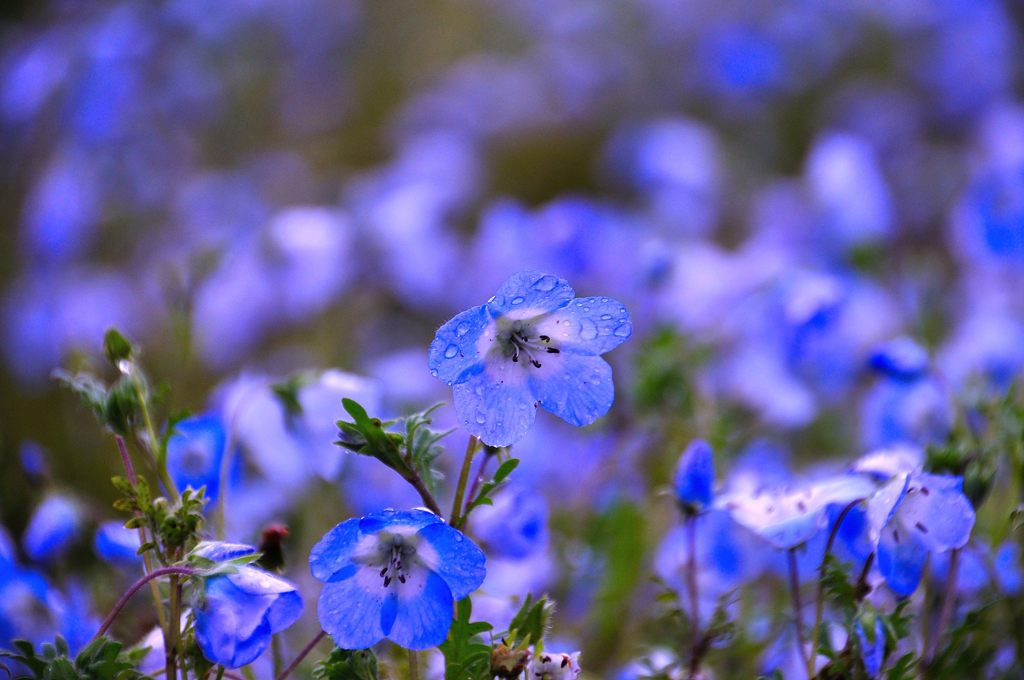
left=166, top=574, right=182, bottom=680
left=685, top=515, right=702, bottom=680
left=271, top=634, right=283, bottom=678
left=130, top=370, right=179, bottom=500
left=450, top=435, right=480, bottom=528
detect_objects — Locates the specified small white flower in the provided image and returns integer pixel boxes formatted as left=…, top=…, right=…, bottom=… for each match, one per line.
left=528, top=651, right=582, bottom=679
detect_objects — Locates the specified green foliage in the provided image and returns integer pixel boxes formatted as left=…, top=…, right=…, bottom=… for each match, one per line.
left=402, top=402, right=453, bottom=496
left=503, top=594, right=554, bottom=651
left=0, top=636, right=150, bottom=680
left=102, top=328, right=135, bottom=365
left=337, top=398, right=450, bottom=500
left=53, top=369, right=140, bottom=436
left=925, top=602, right=1000, bottom=680
left=114, top=475, right=206, bottom=560
left=312, top=648, right=380, bottom=680
left=439, top=598, right=493, bottom=680
left=464, top=457, right=519, bottom=516
left=632, top=327, right=709, bottom=418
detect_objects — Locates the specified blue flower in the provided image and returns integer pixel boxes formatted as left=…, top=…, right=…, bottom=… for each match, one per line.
left=720, top=474, right=876, bottom=550
left=867, top=472, right=975, bottom=597
left=192, top=542, right=304, bottom=668
left=856, top=617, right=885, bottom=678
left=23, top=494, right=81, bottom=562
left=93, top=520, right=141, bottom=566
left=471, top=485, right=548, bottom=559
left=674, top=439, right=714, bottom=512
left=428, top=271, right=632, bottom=446
left=167, top=414, right=227, bottom=503
left=309, top=508, right=486, bottom=650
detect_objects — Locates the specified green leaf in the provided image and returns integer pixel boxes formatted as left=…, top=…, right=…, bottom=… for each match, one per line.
left=439, top=598, right=493, bottom=680
left=312, top=648, right=379, bottom=680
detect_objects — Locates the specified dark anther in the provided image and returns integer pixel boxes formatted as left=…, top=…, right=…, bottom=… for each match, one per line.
left=530, top=359, right=542, bottom=368
left=399, top=574, right=406, bottom=583
left=921, top=487, right=930, bottom=496
left=380, top=566, right=388, bottom=577
left=561, top=657, right=569, bottom=668
left=915, top=522, right=928, bottom=533
left=383, top=576, right=392, bottom=587
left=797, top=501, right=807, bottom=512
left=539, top=335, right=551, bottom=342
left=546, top=347, right=560, bottom=354
left=893, top=529, right=900, bottom=543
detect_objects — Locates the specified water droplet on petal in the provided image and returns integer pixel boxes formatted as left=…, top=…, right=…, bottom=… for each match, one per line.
left=475, top=414, right=486, bottom=424
left=455, top=323, right=469, bottom=337
left=613, top=322, right=632, bottom=338
left=430, top=369, right=438, bottom=377
left=532, top=275, right=558, bottom=292
left=511, top=296, right=525, bottom=305
left=600, top=314, right=612, bottom=320
left=487, top=295, right=496, bottom=304
left=579, top=318, right=598, bottom=340
left=444, top=344, right=459, bottom=359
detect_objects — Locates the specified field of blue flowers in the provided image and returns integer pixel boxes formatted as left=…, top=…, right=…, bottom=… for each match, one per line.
left=2, top=1, right=1024, bottom=678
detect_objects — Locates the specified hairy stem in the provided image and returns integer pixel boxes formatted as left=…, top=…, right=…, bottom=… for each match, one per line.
left=275, top=630, right=326, bottom=680
left=93, top=566, right=198, bottom=640
left=450, top=435, right=480, bottom=528
left=130, top=369, right=179, bottom=500
left=406, top=469, right=444, bottom=517
left=465, top=447, right=497, bottom=507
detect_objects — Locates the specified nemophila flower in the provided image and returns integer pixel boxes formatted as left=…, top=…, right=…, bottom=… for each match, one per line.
left=167, top=414, right=227, bottom=503
left=866, top=472, right=975, bottom=597
left=23, top=493, right=81, bottom=562
left=192, top=542, right=304, bottom=668
left=309, top=508, right=485, bottom=650
left=720, top=474, right=876, bottom=550
left=674, top=439, right=714, bottom=513
left=471, top=485, right=548, bottom=559
left=529, top=651, right=582, bottom=680
left=428, top=271, right=632, bottom=446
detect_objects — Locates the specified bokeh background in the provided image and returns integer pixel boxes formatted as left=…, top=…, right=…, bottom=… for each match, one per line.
left=2, top=0, right=1024, bottom=676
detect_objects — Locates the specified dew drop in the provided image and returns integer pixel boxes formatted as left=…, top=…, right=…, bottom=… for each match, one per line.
left=600, top=314, right=612, bottom=320
left=455, top=323, right=469, bottom=337
left=511, top=296, right=525, bottom=305
left=579, top=318, right=598, bottom=340
left=613, top=322, right=632, bottom=337
left=532, top=275, right=558, bottom=292
left=475, top=414, right=486, bottom=424
left=444, top=344, right=459, bottom=359
left=487, top=295, right=496, bottom=304
left=430, top=369, right=438, bottom=377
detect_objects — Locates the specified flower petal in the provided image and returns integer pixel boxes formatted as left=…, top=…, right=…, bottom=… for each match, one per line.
left=317, top=567, right=387, bottom=650
left=532, top=296, right=632, bottom=355
left=527, top=353, right=614, bottom=428
left=193, top=541, right=257, bottom=563
left=486, top=271, right=575, bottom=316
left=878, top=521, right=928, bottom=597
left=358, top=508, right=444, bottom=535
left=386, top=569, right=454, bottom=650
left=452, top=360, right=537, bottom=446
left=309, top=518, right=362, bottom=582
left=264, top=589, right=304, bottom=634
left=227, top=566, right=302, bottom=596
left=428, top=305, right=490, bottom=385
left=195, top=575, right=276, bottom=668
left=675, top=439, right=715, bottom=509
left=895, top=474, right=975, bottom=552
left=416, top=522, right=487, bottom=599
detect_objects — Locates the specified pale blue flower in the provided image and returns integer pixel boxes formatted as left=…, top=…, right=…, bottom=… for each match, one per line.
left=428, top=271, right=632, bottom=446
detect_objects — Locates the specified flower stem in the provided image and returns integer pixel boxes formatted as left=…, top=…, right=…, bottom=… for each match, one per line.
left=275, top=630, right=326, bottom=680
left=130, top=369, right=179, bottom=500
left=93, top=566, right=198, bottom=640
left=928, top=548, right=960, bottom=667
left=272, top=634, right=283, bottom=678
left=166, top=574, right=181, bottom=680
left=450, top=435, right=480, bottom=528
left=808, top=500, right=859, bottom=680
left=406, top=469, right=445, bottom=517
left=114, top=435, right=168, bottom=632
left=685, top=515, right=701, bottom=680
left=787, top=549, right=809, bottom=674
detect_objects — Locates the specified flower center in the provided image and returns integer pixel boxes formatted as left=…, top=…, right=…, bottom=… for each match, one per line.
left=375, top=535, right=418, bottom=588
left=499, top=320, right=560, bottom=369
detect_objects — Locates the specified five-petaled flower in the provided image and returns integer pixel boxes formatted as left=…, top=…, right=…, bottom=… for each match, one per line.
left=310, top=508, right=486, bottom=650
left=428, top=271, right=632, bottom=446
left=192, top=542, right=304, bottom=668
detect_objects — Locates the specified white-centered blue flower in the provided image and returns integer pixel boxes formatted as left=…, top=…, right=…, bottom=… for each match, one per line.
left=309, top=508, right=486, bottom=650
left=428, top=271, right=632, bottom=446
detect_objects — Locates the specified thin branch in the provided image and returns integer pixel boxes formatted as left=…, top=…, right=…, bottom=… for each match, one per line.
left=92, top=566, right=198, bottom=640
left=450, top=435, right=480, bottom=528
left=275, top=630, right=327, bottom=680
